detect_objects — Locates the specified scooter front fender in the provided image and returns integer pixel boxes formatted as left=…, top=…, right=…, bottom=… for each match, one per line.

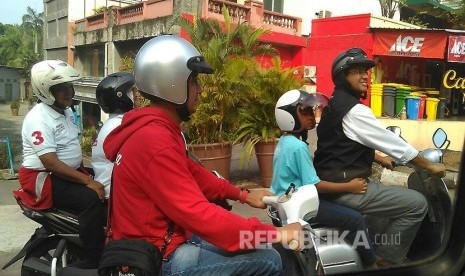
left=407, top=171, right=452, bottom=261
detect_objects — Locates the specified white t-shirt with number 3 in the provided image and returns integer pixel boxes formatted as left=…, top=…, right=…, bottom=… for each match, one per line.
left=22, top=103, right=82, bottom=170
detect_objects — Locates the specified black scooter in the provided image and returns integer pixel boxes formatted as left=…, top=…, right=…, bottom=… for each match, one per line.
left=1, top=180, right=99, bottom=275
left=386, top=126, right=453, bottom=261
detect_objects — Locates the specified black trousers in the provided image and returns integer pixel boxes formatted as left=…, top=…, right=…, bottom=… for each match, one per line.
left=51, top=173, right=105, bottom=260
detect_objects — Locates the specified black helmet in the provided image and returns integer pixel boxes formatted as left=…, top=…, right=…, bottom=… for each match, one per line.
left=96, top=72, right=135, bottom=114
left=331, top=48, right=375, bottom=82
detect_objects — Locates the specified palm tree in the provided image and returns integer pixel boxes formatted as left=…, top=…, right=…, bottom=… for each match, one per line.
left=235, top=57, right=305, bottom=166
left=179, top=6, right=278, bottom=144
left=379, top=0, right=406, bottom=18
left=22, top=6, right=44, bottom=54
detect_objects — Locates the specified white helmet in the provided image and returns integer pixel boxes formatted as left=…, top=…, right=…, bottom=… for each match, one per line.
left=275, top=89, right=329, bottom=132
left=134, top=35, right=213, bottom=105
left=31, top=60, right=81, bottom=105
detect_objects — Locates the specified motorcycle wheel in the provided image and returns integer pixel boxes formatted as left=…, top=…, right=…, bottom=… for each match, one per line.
left=21, top=237, right=86, bottom=276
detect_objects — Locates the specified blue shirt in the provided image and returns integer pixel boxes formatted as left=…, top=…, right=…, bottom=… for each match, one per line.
left=270, top=135, right=320, bottom=196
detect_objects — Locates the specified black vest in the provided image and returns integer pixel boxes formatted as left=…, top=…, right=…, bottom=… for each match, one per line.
left=314, top=89, right=374, bottom=182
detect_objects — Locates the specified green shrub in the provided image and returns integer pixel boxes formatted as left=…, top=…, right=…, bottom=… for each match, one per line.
left=10, top=100, right=20, bottom=109
left=81, top=126, right=98, bottom=157
left=0, top=141, right=21, bottom=169
left=93, top=6, right=107, bottom=14
left=28, top=96, right=37, bottom=106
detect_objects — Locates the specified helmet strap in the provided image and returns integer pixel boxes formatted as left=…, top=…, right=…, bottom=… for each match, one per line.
left=176, top=105, right=191, bottom=122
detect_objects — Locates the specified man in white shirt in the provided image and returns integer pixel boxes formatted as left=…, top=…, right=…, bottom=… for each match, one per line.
left=92, top=72, right=135, bottom=198
left=313, top=48, right=446, bottom=266
left=16, top=60, right=105, bottom=267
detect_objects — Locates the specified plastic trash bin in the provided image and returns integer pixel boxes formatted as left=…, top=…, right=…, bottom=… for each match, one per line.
left=425, top=98, right=440, bottom=121
left=406, top=96, right=420, bottom=120
left=370, top=88, right=383, bottom=117
left=437, top=98, right=446, bottom=119
left=382, top=86, right=396, bottom=117
left=418, top=94, right=427, bottom=119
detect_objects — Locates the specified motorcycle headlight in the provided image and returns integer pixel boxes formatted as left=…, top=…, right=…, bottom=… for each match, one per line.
left=420, top=148, right=443, bottom=164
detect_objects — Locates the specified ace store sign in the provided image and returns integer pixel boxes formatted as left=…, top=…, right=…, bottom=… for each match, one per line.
left=373, top=31, right=447, bottom=59
left=448, top=35, right=465, bottom=63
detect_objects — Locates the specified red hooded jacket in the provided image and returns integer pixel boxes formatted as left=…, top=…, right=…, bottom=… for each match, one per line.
left=104, top=107, right=276, bottom=257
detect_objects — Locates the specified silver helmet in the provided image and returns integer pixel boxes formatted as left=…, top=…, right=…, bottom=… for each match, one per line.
left=134, top=35, right=213, bottom=105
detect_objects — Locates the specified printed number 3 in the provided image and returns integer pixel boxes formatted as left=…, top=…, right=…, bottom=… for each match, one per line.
left=32, top=131, right=44, bottom=145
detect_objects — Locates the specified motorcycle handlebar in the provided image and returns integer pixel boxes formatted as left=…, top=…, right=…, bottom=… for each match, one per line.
left=288, top=240, right=299, bottom=251
left=262, top=196, right=278, bottom=207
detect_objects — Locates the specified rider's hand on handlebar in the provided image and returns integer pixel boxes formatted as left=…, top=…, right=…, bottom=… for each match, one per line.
left=376, top=155, right=395, bottom=170
left=426, top=163, right=447, bottom=178
left=246, top=189, right=275, bottom=209
left=276, top=222, right=304, bottom=251
left=85, top=176, right=105, bottom=201
left=347, top=178, right=368, bottom=194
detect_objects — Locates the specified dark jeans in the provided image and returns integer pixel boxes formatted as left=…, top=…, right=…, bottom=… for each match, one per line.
left=310, top=199, right=377, bottom=266
left=51, top=174, right=105, bottom=261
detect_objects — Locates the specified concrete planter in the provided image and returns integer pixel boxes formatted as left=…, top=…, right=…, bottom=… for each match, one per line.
left=188, top=141, right=232, bottom=180
left=254, top=139, right=278, bottom=188
left=10, top=108, right=19, bottom=116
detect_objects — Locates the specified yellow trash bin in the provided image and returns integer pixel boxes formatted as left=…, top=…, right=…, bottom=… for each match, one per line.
left=370, top=89, right=383, bottom=117
left=425, top=98, right=440, bottom=121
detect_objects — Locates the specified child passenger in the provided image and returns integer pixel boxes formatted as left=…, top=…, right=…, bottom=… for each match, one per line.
left=271, top=89, right=377, bottom=268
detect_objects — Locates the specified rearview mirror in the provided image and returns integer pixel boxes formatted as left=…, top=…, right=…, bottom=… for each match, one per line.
left=433, top=128, right=447, bottom=149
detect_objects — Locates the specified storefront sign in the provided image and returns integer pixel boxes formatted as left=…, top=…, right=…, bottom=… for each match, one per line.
left=373, top=32, right=447, bottom=59
left=447, top=36, right=465, bottom=63
left=443, top=70, right=465, bottom=89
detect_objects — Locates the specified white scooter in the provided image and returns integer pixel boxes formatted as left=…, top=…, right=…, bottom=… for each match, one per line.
left=262, top=127, right=453, bottom=275
left=262, top=184, right=364, bottom=275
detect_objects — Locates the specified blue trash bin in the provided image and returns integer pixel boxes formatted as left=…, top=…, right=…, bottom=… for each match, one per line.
left=406, top=96, right=420, bottom=120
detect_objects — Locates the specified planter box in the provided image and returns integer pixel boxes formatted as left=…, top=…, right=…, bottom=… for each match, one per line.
left=188, top=141, right=232, bottom=179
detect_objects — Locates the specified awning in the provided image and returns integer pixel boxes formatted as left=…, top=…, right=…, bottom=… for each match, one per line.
left=447, top=35, right=465, bottom=63
left=373, top=31, right=447, bottom=59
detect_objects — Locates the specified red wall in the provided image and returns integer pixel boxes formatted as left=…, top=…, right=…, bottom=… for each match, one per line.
left=311, top=14, right=372, bottom=36
left=303, top=14, right=374, bottom=103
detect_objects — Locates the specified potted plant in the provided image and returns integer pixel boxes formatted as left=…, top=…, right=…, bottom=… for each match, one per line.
left=179, top=7, right=277, bottom=179
left=10, top=100, right=20, bottom=116
left=235, top=57, right=305, bottom=187
left=27, top=96, right=37, bottom=111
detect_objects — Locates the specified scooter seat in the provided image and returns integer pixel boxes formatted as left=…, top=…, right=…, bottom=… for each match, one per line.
left=267, top=207, right=337, bottom=229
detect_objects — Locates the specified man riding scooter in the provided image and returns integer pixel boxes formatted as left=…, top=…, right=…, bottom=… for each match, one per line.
left=313, top=47, right=446, bottom=266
